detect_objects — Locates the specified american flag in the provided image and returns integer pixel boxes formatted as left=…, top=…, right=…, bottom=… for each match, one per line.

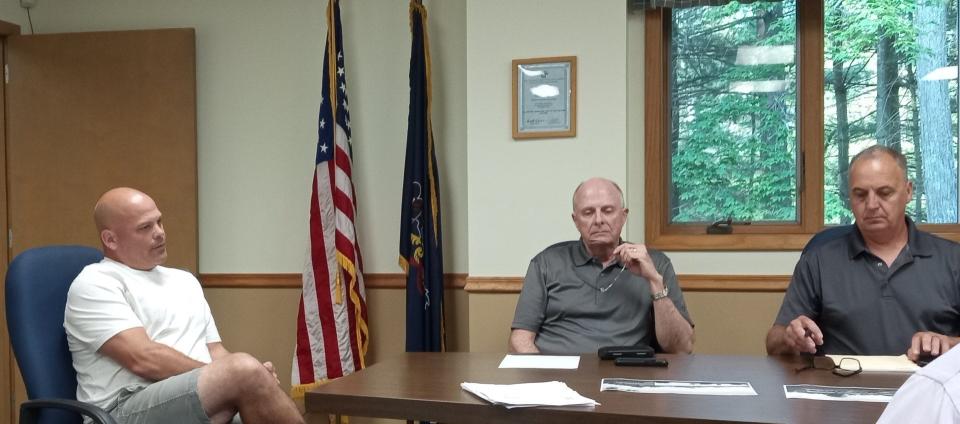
left=292, top=0, right=368, bottom=396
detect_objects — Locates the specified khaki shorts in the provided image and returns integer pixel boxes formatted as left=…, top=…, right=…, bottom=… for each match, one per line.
left=109, top=368, right=241, bottom=424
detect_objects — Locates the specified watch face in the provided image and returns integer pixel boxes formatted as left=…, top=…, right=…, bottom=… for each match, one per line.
left=652, top=287, right=669, bottom=300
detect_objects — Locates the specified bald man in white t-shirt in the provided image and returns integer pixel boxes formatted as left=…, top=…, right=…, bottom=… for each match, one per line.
left=65, top=187, right=303, bottom=424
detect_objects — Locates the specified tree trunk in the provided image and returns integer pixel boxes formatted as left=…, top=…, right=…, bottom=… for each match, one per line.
left=833, top=58, right=852, bottom=215
left=669, top=19, right=682, bottom=221
left=907, top=64, right=926, bottom=220
left=875, top=35, right=902, bottom=152
left=915, top=0, right=956, bottom=222
left=758, top=3, right=792, bottom=219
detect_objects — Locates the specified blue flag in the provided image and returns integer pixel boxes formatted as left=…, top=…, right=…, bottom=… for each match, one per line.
left=399, top=0, right=444, bottom=353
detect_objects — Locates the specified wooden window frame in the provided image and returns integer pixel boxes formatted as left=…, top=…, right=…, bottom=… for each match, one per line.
left=643, top=1, right=960, bottom=251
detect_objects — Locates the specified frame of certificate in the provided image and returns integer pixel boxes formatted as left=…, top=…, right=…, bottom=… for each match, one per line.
left=512, top=56, right=577, bottom=139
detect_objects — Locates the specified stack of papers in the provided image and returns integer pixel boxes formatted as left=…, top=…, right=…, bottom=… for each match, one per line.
left=825, top=355, right=919, bottom=372
left=460, top=381, right=599, bottom=409
left=498, top=354, right=580, bottom=369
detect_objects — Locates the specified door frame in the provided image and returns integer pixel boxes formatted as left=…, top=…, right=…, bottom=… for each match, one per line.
left=1, top=19, right=24, bottom=424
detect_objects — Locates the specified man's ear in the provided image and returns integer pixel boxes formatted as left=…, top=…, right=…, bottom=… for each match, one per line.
left=623, top=208, right=630, bottom=216
left=101, top=229, right=117, bottom=250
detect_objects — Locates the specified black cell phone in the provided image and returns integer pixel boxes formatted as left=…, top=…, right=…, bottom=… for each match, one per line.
left=598, top=345, right=655, bottom=360
left=614, top=357, right=669, bottom=367
left=916, top=353, right=936, bottom=367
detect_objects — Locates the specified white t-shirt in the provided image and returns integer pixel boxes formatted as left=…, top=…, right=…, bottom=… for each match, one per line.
left=64, top=258, right=221, bottom=410
left=877, top=346, right=960, bottom=424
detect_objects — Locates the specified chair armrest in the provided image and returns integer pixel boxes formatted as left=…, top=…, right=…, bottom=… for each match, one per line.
left=19, top=398, right=118, bottom=424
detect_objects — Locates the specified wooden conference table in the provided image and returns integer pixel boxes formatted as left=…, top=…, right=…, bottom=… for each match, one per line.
left=305, top=352, right=910, bottom=424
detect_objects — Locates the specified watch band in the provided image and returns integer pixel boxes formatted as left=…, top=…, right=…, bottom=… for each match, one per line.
left=651, top=286, right=670, bottom=301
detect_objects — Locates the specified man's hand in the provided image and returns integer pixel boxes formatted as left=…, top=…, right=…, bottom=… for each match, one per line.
left=612, top=243, right=662, bottom=289
left=207, top=342, right=230, bottom=361
left=783, top=316, right=823, bottom=354
left=99, top=327, right=205, bottom=381
left=908, top=331, right=959, bottom=362
left=263, top=361, right=280, bottom=385
left=612, top=243, right=693, bottom=353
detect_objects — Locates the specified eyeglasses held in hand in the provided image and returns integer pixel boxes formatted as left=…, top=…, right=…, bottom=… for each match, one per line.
left=599, top=264, right=627, bottom=293
left=795, top=356, right=862, bottom=377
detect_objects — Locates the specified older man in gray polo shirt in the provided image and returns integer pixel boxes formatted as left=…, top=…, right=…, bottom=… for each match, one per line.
left=767, top=146, right=960, bottom=361
left=509, top=177, right=694, bottom=354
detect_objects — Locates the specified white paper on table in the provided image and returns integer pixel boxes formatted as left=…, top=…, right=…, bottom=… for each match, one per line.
left=498, top=354, right=580, bottom=369
left=825, top=355, right=919, bottom=373
left=783, top=384, right=897, bottom=403
left=460, top=381, right=599, bottom=409
left=600, top=378, right=757, bottom=396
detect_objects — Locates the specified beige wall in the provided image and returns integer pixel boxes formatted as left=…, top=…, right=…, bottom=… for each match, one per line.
left=204, top=287, right=469, bottom=390
left=466, top=0, right=629, bottom=276
left=465, top=291, right=785, bottom=355
left=2, top=0, right=801, bottom=398
left=19, top=0, right=468, bottom=275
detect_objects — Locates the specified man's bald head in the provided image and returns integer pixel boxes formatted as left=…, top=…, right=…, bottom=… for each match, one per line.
left=572, top=178, right=625, bottom=211
left=94, top=187, right=152, bottom=232
left=94, top=187, right=168, bottom=270
left=571, top=177, right=628, bottom=254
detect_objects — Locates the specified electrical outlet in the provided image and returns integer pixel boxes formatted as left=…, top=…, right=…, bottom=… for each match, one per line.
left=20, top=0, right=37, bottom=9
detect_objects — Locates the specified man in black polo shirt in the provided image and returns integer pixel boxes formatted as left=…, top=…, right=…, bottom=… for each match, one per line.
left=509, top=177, right=694, bottom=354
left=767, top=146, right=960, bottom=361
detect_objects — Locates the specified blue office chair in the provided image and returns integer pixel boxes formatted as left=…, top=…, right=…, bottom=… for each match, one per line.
left=5, top=245, right=117, bottom=424
left=803, top=224, right=855, bottom=254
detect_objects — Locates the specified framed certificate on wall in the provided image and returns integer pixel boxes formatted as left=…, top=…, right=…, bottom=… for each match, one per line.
left=512, top=56, right=577, bottom=140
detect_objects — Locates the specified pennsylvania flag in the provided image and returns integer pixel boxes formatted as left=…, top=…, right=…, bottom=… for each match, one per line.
left=399, top=0, right=445, bottom=353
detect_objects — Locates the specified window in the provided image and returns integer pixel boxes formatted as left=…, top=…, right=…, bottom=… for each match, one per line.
left=645, top=0, right=960, bottom=250
left=824, top=0, right=959, bottom=225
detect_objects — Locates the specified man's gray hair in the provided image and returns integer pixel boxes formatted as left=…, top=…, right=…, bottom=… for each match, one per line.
left=850, top=145, right=908, bottom=180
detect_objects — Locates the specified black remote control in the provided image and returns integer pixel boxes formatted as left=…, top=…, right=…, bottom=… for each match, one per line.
left=614, top=357, right=669, bottom=367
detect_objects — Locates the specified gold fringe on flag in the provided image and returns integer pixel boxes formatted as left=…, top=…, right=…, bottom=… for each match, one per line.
left=336, top=251, right=369, bottom=366
left=290, top=379, right=329, bottom=399
left=290, top=380, right=351, bottom=423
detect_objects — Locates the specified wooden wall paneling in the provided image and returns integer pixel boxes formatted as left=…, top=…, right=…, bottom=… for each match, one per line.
left=1, top=19, right=22, bottom=424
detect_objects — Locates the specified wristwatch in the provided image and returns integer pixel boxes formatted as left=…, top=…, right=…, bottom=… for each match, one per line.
left=651, top=286, right=669, bottom=301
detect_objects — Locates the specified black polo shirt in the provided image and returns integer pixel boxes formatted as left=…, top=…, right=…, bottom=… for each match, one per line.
left=775, top=218, right=960, bottom=355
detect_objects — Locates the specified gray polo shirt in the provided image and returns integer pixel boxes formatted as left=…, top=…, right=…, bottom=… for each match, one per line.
left=775, top=218, right=960, bottom=355
left=511, top=240, right=692, bottom=354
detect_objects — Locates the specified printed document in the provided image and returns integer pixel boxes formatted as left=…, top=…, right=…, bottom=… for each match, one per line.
left=601, top=378, right=757, bottom=396
left=498, top=354, right=580, bottom=369
left=784, top=384, right=896, bottom=403
left=461, top=381, right=598, bottom=408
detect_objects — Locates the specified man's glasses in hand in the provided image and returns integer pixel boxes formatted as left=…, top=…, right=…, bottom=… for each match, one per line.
left=795, top=355, right=862, bottom=377
left=599, top=264, right=627, bottom=293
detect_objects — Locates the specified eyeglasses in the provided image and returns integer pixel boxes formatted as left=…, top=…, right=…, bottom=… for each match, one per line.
left=599, top=264, right=627, bottom=293
left=795, top=355, right=862, bottom=377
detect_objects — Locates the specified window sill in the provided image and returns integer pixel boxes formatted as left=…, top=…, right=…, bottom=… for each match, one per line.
left=644, top=233, right=814, bottom=251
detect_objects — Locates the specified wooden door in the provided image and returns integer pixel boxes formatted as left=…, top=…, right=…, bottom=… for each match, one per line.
left=0, top=21, right=16, bottom=424
left=3, top=28, right=198, bottom=423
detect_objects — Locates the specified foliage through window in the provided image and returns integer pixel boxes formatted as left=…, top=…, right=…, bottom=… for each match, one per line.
left=670, top=1, right=799, bottom=223
left=656, top=0, right=959, bottom=240
left=823, top=0, right=958, bottom=224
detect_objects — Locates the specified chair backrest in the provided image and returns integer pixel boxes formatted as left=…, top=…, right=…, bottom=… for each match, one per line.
left=5, top=245, right=103, bottom=406
left=802, top=225, right=855, bottom=254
